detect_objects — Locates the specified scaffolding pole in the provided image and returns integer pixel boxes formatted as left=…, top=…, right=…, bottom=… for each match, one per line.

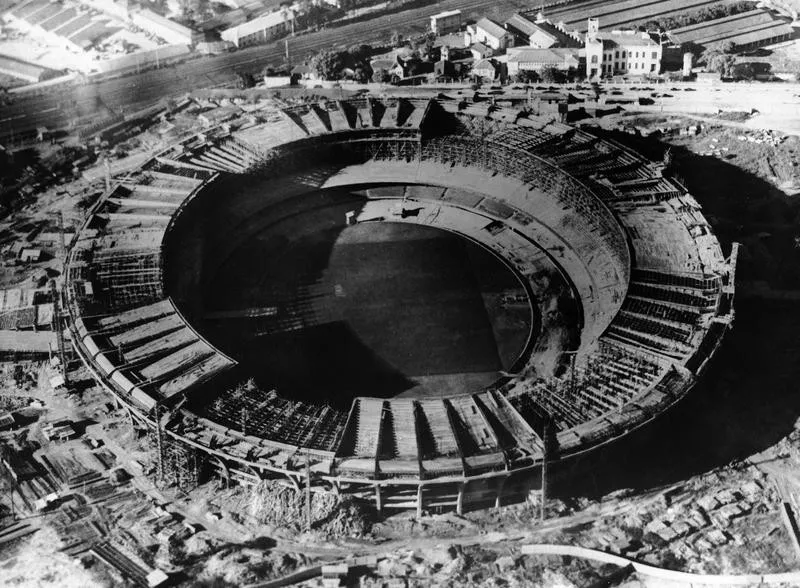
left=540, top=419, right=550, bottom=523
left=50, top=280, right=69, bottom=387
left=155, top=404, right=165, bottom=485
left=305, top=451, right=312, bottom=533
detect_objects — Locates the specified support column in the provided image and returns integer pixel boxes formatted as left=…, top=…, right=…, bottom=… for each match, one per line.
left=416, top=485, right=423, bottom=520
left=375, top=484, right=382, bottom=514
left=495, top=477, right=507, bottom=510
left=212, top=456, right=230, bottom=489
left=456, top=483, right=465, bottom=516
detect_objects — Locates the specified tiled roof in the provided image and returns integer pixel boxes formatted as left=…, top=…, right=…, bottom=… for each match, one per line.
left=508, top=48, right=581, bottom=64
left=476, top=17, right=507, bottom=40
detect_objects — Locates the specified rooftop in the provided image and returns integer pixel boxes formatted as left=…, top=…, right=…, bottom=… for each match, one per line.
left=505, top=13, right=540, bottom=37
left=432, top=9, right=461, bottom=19
left=669, top=9, right=793, bottom=48
left=507, top=47, right=582, bottom=63
left=475, top=17, right=507, bottom=40
left=591, top=30, right=659, bottom=48
left=473, top=58, right=496, bottom=70
left=223, top=8, right=294, bottom=37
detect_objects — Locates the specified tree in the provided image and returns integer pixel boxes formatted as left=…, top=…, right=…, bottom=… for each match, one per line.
left=405, top=57, right=425, bottom=77
left=515, top=70, right=540, bottom=84
left=719, top=40, right=737, bottom=54
left=540, top=66, right=566, bottom=84
left=236, top=72, right=256, bottom=89
left=304, top=3, right=329, bottom=29
left=703, top=49, right=737, bottom=77
left=347, top=44, right=372, bottom=60
left=311, top=48, right=346, bottom=81
left=372, top=69, right=391, bottom=83
left=353, top=66, right=371, bottom=83
left=390, top=30, right=403, bottom=48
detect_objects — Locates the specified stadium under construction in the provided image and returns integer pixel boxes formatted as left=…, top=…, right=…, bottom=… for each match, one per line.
left=64, top=95, right=737, bottom=515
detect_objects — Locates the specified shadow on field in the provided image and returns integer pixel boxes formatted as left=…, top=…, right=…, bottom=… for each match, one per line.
left=551, top=130, right=800, bottom=499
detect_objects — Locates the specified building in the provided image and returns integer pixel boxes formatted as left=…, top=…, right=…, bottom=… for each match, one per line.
left=221, top=9, right=295, bottom=48
left=430, top=10, right=461, bottom=35
left=434, top=58, right=456, bottom=79
left=505, top=13, right=581, bottom=49
left=471, top=58, right=497, bottom=81
left=130, top=9, right=199, bottom=45
left=506, top=47, right=583, bottom=76
left=584, top=18, right=662, bottom=79
left=470, top=42, right=492, bottom=60
left=0, top=56, right=47, bottom=84
left=291, top=63, right=315, bottom=80
left=196, top=41, right=235, bottom=55
left=64, top=95, right=735, bottom=517
left=0, top=412, right=14, bottom=430
left=42, top=420, right=77, bottom=442
left=668, top=9, right=794, bottom=53
left=469, top=18, right=512, bottom=51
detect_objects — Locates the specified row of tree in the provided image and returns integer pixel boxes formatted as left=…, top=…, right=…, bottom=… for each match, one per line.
left=310, top=44, right=375, bottom=82
left=637, top=0, right=757, bottom=32
left=514, top=67, right=572, bottom=85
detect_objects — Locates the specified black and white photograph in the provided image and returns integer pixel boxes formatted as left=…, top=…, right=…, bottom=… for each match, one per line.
left=0, top=0, right=797, bottom=585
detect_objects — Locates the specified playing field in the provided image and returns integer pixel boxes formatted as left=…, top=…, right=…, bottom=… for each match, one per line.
left=200, top=189, right=533, bottom=405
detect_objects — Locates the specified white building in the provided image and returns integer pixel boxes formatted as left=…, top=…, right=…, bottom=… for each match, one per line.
left=430, top=10, right=461, bottom=35
left=505, top=12, right=580, bottom=49
left=221, top=9, right=295, bottom=48
left=584, top=18, right=662, bottom=79
left=472, top=58, right=497, bottom=81
left=506, top=47, right=582, bottom=76
left=131, top=9, right=199, bottom=46
left=469, top=18, right=511, bottom=51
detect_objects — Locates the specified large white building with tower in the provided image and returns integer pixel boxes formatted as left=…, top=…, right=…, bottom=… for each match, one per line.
left=584, top=17, right=662, bottom=79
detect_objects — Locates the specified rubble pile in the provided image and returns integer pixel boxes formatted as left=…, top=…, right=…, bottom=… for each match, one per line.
left=735, top=129, right=786, bottom=147
left=319, top=496, right=373, bottom=538
left=244, top=480, right=373, bottom=537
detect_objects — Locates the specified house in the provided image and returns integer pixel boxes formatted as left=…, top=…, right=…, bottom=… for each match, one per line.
left=321, top=564, right=349, bottom=588
left=221, top=9, right=295, bottom=48
left=146, top=569, right=169, bottom=588
left=506, top=12, right=581, bottom=49
left=472, top=58, right=497, bottom=81
left=196, top=41, right=235, bottom=55
left=434, top=59, right=456, bottom=79
left=470, top=18, right=512, bottom=51
left=370, top=56, right=405, bottom=80
left=470, top=42, right=493, bottom=60
left=42, top=420, right=77, bottom=442
left=584, top=18, right=662, bottom=79
left=49, top=373, right=65, bottom=390
left=19, top=249, right=42, bottom=263
left=197, top=105, right=241, bottom=128
left=290, top=64, right=315, bottom=80
left=506, top=47, right=583, bottom=76
left=433, top=33, right=468, bottom=50
left=0, top=412, right=14, bottom=430
left=430, top=10, right=461, bottom=35
left=131, top=9, right=200, bottom=45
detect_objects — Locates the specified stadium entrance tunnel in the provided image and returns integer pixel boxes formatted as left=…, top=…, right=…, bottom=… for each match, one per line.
left=163, top=183, right=540, bottom=408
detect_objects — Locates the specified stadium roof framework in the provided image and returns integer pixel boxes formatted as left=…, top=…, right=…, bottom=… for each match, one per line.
left=65, top=96, right=736, bottom=514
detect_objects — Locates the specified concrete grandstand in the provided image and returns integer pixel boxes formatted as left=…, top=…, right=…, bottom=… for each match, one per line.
left=63, top=95, right=737, bottom=514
